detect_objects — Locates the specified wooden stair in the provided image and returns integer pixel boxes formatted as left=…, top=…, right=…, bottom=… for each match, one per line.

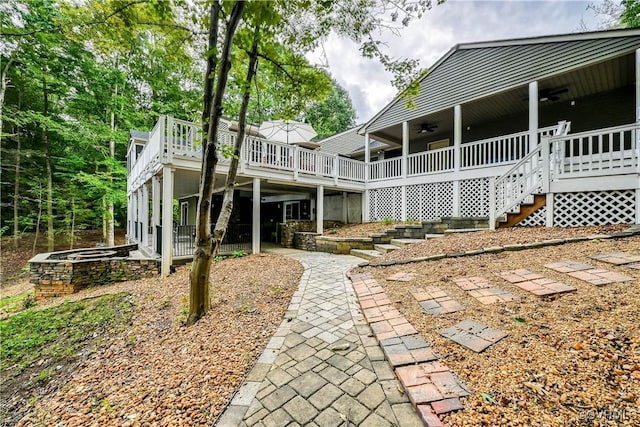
left=498, top=194, right=546, bottom=228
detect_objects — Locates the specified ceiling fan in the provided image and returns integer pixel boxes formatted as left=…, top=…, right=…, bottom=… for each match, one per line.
left=417, top=122, right=438, bottom=133
left=539, top=87, right=569, bottom=102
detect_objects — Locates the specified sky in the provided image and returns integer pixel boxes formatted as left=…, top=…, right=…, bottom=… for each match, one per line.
left=315, top=0, right=615, bottom=123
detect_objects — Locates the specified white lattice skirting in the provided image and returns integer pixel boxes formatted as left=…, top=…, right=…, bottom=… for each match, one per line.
left=460, top=178, right=490, bottom=218
left=405, top=182, right=454, bottom=221
left=553, top=190, right=637, bottom=227
left=369, top=187, right=403, bottom=221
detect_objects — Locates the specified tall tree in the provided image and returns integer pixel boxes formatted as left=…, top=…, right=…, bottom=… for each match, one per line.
left=621, top=0, right=640, bottom=27
left=305, top=76, right=357, bottom=139
left=187, top=0, right=432, bottom=324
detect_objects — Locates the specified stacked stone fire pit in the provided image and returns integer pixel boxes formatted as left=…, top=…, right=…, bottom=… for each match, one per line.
left=29, top=244, right=160, bottom=299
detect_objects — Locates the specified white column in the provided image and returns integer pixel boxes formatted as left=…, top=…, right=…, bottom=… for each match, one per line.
left=529, top=81, right=539, bottom=152
left=316, top=185, right=324, bottom=234
left=134, top=190, right=141, bottom=241
left=636, top=48, right=640, bottom=123
left=401, top=122, right=409, bottom=221
left=152, top=175, right=161, bottom=253
left=342, top=192, right=348, bottom=224
left=142, top=183, right=149, bottom=247
left=363, top=133, right=371, bottom=223
left=127, top=194, right=132, bottom=240
left=161, top=167, right=174, bottom=277
left=453, top=105, right=462, bottom=216
left=546, top=193, right=554, bottom=227
left=252, top=178, right=261, bottom=254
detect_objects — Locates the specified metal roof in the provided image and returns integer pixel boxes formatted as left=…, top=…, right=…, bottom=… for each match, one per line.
left=129, top=130, right=149, bottom=141
left=362, top=28, right=640, bottom=135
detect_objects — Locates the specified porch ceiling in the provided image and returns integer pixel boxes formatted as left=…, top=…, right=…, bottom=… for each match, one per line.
left=370, top=52, right=634, bottom=144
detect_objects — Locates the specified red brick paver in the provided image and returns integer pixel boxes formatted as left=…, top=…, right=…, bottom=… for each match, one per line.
left=544, top=260, right=595, bottom=273
left=567, top=269, right=633, bottom=286
left=496, top=269, right=544, bottom=283
left=441, top=319, right=507, bottom=353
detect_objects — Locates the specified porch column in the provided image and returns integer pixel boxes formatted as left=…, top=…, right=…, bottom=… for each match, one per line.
left=363, top=133, right=371, bottom=223
left=401, top=122, right=409, bottom=220
left=152, top=175, right=161, bottom=253
left=453, top=105, right=462, bottom=216
left=252, top=178, right=260, bottom=254
left=529, top=81, right=539, bottom=152
left=161, top=166, right=174, bottom=277
left=636, top=48, right=640, bottom=123
left=316, top=185, right=324, bottom=234
left=342, top=192, right=348, bottom=224
left=127, top=194, right=132, bottom=240
left=133, top=189, right=140, bottom=241
left=546, top=193, right=554, bottom=227
left=142, top=183, right=149, bottom=248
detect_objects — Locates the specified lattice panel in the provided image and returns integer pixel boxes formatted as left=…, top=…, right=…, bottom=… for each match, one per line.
left=460, top=178, right=490, bottom=217
left=517, top=205, right=546, bottom=227
left=554, top=191, right=636, bottom=227
left=406, top=182, right=454, bottom=221
left=369, top=187, right=402, bottom=221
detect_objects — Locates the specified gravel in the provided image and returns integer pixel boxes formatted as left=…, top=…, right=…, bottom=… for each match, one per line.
left=15, top=253, right=303, bottom=426
left=354, top=233, right=640, bottom=426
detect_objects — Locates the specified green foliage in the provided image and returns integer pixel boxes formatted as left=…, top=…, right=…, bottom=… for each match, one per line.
left=231, top=250, right=246, bottom=258
left=0, top=293, right=134, bottom=372
left=621, top=0, right=640, bottom=27
left=305, top=75, right=357, bottom=139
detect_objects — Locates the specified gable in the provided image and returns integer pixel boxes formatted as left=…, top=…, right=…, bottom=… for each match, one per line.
left=366, top=31, right=640, bottom=133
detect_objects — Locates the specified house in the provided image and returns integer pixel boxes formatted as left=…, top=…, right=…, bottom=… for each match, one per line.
left=127, top=28, right=640, bottom=276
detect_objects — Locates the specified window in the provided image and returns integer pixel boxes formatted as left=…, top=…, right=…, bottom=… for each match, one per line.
left=180, top=201, right=189, bottom=225
left=284, top=201, right=301, bottom=222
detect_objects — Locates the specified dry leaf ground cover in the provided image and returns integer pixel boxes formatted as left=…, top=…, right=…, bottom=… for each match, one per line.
left=3, top=253, right=303, bottom=426
left=355, top=234, right=640, bottom=427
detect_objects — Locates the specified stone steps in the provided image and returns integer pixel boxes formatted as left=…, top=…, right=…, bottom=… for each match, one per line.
left=424, top=234, right=444, bottom=240
left=443, top=228, right=488, bottom=236
left=390, top=238, right=425, bottom=247
left=374, top=243, right=399, bottom=253
left=350, top=249, right=384, bottom=260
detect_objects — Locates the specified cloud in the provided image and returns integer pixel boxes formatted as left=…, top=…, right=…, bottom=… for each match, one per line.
left=318, top=0, right=604, bottom=122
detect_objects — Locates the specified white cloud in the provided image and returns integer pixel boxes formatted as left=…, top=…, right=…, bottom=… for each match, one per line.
left=317, top=0, right=607, bottom=122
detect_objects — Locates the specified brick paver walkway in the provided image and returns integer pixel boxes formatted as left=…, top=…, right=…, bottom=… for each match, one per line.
left=216, top=252, right=423, bottom=427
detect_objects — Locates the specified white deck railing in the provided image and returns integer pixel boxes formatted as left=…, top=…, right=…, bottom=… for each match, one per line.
left=369, top=157, right=402, bottom=181
left=408, top=146, right=455, bottom=176
left=550, top=124, right=639, bottom=178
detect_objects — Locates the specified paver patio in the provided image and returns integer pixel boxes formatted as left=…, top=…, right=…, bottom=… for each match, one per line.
left=216, top=252, right=424, bottom=427
left=452, top=276, right=516, bottom=304
left=411, top=287, right=465, bottom=314
left=496, top=269, right=576, bottom=296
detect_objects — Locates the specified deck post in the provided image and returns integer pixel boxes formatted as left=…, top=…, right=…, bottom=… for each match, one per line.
left=402, top=122, right=409, bottom=220
left=317, top=185, right=324, bottom=234
left=489, top=176, right=496, bottom=230
left=636, top=187, right=640, bottom=225
left=342, top=192, right=348, bottom=224
left=165, top=116, right=173, bottom=164
left=452, top=105, right=463, bottom=216
left=541, top=136, right=551, bottom=193
left=529, top=81, right=539, bottom=152
left=252, top=178, right=261, bottom=254
left=363, top=133, right=371, bottom=223
left=152, top=175, right=161, bottom=253
left=133, top=189, right=139, bottom=240
left=293, top=146, right=299, bottom=180
left=161, top=166, right=174, bottom=277
left=636, top=48, right=640, bottom=123
left=142, top=182, right=149, bottom=248
left=546, top=193, right=554, bottom=227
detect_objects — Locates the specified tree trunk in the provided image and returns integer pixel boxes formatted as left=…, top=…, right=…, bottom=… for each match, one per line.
left=202, top=2, right=219, bottom=136
left=33, top=183, right=43, bottom=256
left=69, top=198, right=76, bottom=250
left=13, top=123, right=21, bottom=248
left=188, top=0, right=245, bottom=326
left=42, top=71, right=54, bottom=252
left=106, top=81, right=118, bottom=247
left=212, top=33, right=259, bottom=254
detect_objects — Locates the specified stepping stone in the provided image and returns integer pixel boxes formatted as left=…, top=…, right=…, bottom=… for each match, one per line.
left=590, top=252, right=640, bottom=265
left=440, top=319, right=507, bottom=353
left=496, top=268, right=544, bottom=283
left=567, top=269, right=633, bottom=286
left=390, top=238, right=424, bottom=247
left=387, top=272, right=417, bottom=282
left=452, top=276, right=493, bottom=291
left=379, top=334, right=437, bottom=367
left=411, top=287, right=464, bottom=314
left=544, top=260, right=595, bottom=273
left=626, top=263, right=640, bottom=270
left=424, top=234, right=443, bottom=240
left=396, top=362, right=470, bottom=405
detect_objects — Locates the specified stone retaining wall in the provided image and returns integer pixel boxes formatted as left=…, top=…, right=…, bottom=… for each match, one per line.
left=281, top=221, right=343, bottom=248
left=294, top=232, right=319, bottom=251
